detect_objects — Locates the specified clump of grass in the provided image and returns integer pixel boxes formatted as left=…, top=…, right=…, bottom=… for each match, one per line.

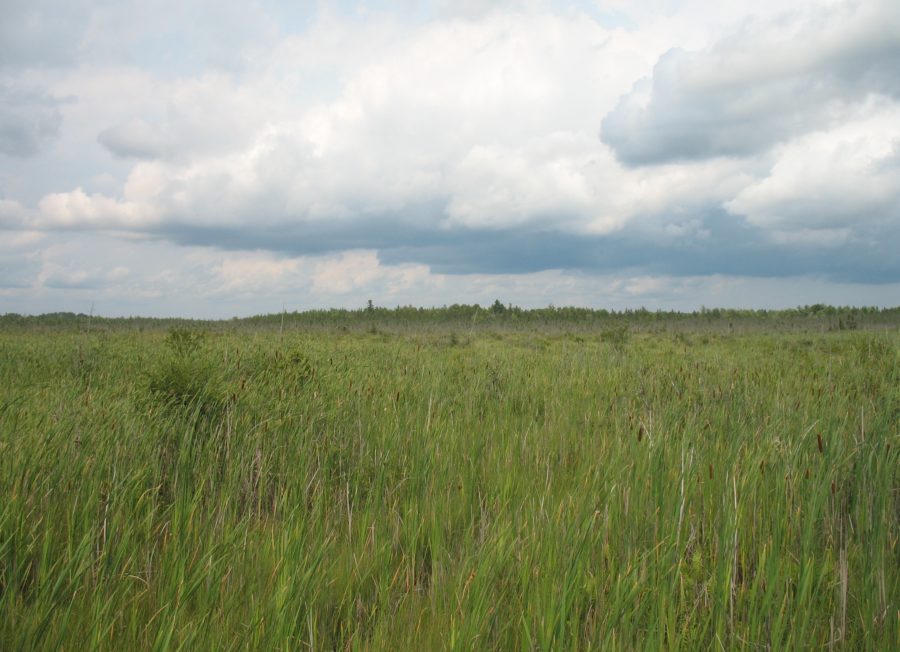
left=601, top=323, right=630, bottom=350
left=146, top=327, right=227, bottom=419
left=164, top=327, right=206, bottom=356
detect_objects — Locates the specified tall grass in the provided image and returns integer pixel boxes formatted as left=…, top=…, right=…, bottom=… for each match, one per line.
left=0, top=327, right=897, bottom=649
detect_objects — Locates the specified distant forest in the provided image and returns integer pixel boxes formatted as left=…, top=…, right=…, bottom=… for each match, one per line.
left=2, top=303, right=899, bottom=333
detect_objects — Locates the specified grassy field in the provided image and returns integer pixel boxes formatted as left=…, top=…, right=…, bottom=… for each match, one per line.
left=1, top=322, right=897, bottom=649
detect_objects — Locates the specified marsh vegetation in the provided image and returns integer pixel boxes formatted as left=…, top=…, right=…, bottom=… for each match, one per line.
left=1, top=309, right=897, bottom=649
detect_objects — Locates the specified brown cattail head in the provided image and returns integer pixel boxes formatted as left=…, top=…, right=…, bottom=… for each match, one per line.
left=637, top=424, right=644, bottom=442
left=708, top=464, right=713, bottom=480
left=831, top=480, right=836, bottom=495
left=817, top=433, right=823, bottom=454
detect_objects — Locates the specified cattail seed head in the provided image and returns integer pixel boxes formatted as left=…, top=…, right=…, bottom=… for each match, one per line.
left=817, top=433, right=823, bottom=454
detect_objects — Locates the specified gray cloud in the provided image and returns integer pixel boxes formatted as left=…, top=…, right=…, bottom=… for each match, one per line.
left=98, top=120, right=166, bottom=159
left=4, top=229, right=899, bottom=319
left=0, top=0, right=92, bottom=69
left=0, top=85, right=64, bottom=157
left=602, top=0, right=900, bottom=165
left=141, top=203, right=900, bottom=284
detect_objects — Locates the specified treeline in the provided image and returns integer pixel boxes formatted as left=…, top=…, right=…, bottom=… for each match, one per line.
left=2, top=303, right=899, bottom=333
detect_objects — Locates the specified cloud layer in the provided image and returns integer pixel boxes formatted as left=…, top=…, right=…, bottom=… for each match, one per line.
left=1, top=0, right=899, bottom=316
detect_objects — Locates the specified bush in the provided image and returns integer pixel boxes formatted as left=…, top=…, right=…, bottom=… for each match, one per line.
left=164, top=327, right=205, bottom=356
left=601, top=324, right=630, bottom=349
left=146, top=328, right=226, bottom=419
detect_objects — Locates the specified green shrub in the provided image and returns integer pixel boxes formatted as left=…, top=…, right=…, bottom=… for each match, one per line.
left=146, top=328, right=226, bottom=419
left=601, top=323, right=630, bottom=349
left=164, top=327, right=205, bottom=356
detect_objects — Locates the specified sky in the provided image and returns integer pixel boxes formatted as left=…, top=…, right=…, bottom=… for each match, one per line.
left=1, top=0, right=899, bottom=318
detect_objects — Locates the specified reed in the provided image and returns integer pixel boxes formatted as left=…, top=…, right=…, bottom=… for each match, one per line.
left=0, top=327, right=897, bottom=649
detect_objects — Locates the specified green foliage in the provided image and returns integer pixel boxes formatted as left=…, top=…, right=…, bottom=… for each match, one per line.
left=163, top=326, right=206, bottom=356
left=0, top=325, right=897, bottom=650
left=146, top=328, right=226, bottom=419
left=146, top=355, right=225, bottom=416
left=5, top=304, right=898, bottom=335
left=600, top=323, right=630, bottom=349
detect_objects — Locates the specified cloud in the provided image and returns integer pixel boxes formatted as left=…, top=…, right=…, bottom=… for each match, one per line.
left=0, top=0, right=92, bottom=68
left=0, top=199, right=27, bottom=228
left=212, top=253, right=303, bottom=294
left=0, top=84, right=64, bottom=157
left=41, top=264, right=129, bottom=290
left=443, top=136, right=608, bottom=230
left=312, top=250, right=430, bottom=294
left=98, top=119, right=167, bottom=159
left=601, top=0, right=900, bottom=165
left=36, top=12, right=651, bottom=235
left=725, top=103, right=900, bottom=235
left=0, top=0, right=284, bottom=74
left=430, top=0, right=533, bottom=20
left=92, top=72, right=274, bottom=164
left=35, top=187, right=156, bottom=229
left=2, top=1, right=900, bottom=315
left=1, top=230, right=899, bottom=318
left=0, top=227, right=45, bottom=290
